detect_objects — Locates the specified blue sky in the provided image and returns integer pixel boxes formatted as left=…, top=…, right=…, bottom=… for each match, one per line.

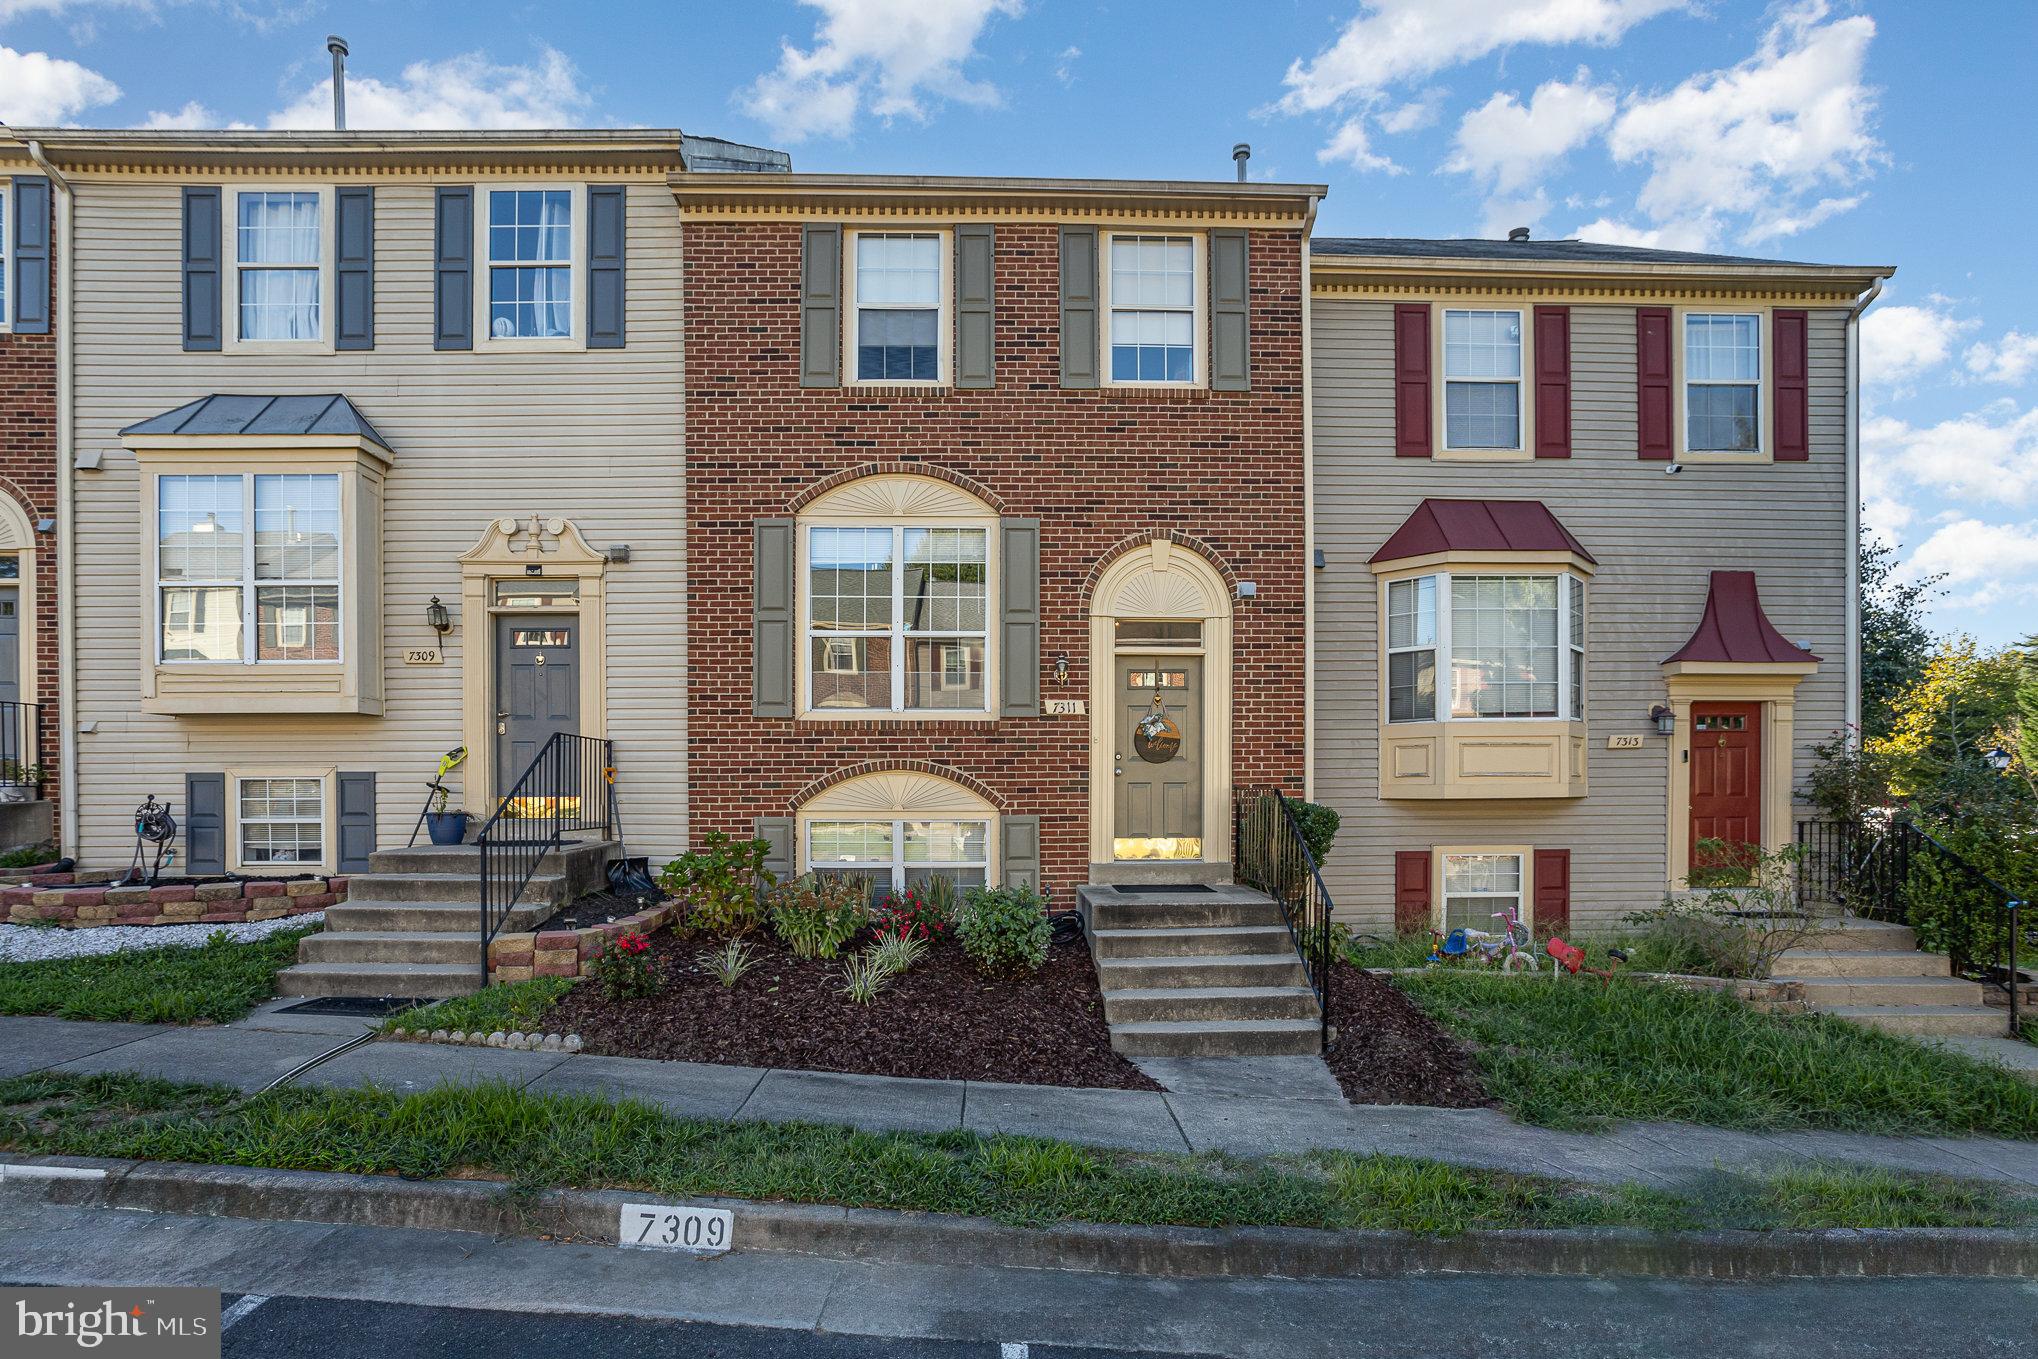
left=3, top=0, right=2033, bottom=646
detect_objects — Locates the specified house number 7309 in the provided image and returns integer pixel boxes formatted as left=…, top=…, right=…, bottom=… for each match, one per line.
left=620, top=1202, right=733, bottom=1255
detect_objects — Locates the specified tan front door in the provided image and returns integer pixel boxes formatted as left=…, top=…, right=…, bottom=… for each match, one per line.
left=1114, top=655, right=1202, bottom=860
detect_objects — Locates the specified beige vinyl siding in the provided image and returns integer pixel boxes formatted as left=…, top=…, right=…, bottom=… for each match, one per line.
left=70, top=178, right=687, bottom=866
left=1312, top=299, right=1849, bottom=928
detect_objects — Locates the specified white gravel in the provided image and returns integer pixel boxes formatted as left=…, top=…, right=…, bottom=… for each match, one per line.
left=0, top=911, right=323, bottom=963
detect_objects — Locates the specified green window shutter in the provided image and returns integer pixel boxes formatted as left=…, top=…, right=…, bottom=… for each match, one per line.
left=433, top=187, right=473, bottom=352
left=754, top=817, right=795, bottom=885
left=1001, top=815, right=1041, bottom=891
left=10, top=176, right=50, bottom=335
left=955, top=223, right=995, bottom=388
left=1210, top=228, right=1250, bottom=391
left=181, top=187, right=223, bottom=352
left=1058, top=226, right=1099, bottom=388
left=800, top=224, right=841, bottom=388
left=999, top=517, right=1040, bottom=718
left=753, top=518, right=796, bottom=718
left=334, top=186, right=375, bottom=351
left=337, top=771, right=377, bottom=872
left=184, top=773, right=226, bottom=875
left=586, top=184, right=627, bottom=349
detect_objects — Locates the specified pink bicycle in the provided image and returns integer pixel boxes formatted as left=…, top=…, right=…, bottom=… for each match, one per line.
left=1460, top=903, right=1539, bottom=974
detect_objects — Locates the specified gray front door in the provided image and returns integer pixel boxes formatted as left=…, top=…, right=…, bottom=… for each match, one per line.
left=494, top=614, right=578, bottom=795
left=1114, top=654, right=1203, bottom=860
left=0, top=588, right=18, bottom=705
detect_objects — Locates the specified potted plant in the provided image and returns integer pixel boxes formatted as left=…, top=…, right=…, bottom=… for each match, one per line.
left=0, top=760, right=42, bottom=804
left=425, top=784, right=469, bottom=845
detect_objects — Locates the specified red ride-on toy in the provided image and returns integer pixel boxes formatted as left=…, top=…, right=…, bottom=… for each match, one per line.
left=1545, top=937, right=1626, bottom=986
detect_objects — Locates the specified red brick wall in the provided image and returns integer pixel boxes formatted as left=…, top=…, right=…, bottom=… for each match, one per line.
left=683, top=220, right=1307, bottom=891
left=0, top=237, right=58, bottom=841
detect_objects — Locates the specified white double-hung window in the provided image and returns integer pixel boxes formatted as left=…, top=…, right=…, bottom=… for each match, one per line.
left=851, top=232, right=944, bottom=382
left=1443, top=309, right=1523, bottom=449
left=1440, top=851, right=1525, bottom=934
left=808, top=818, right=991, bottom=895
left=1685, top=313, right=1761, bottom=452
left=238, top=777, right=324, bottom=866
left=806, top=524, right=988, bottom=712
left=1385, top=573, right=1585, bottom=722
left=487, top=188, right=574, bottom=339
left=156, top=473, right=341, bottom=664
left=1108, top=235, right=1196, bottom=383
left=235, top=191, right=323, bottom=342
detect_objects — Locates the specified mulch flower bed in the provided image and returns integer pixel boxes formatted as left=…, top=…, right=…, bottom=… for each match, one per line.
left=1322, top=961, right=1492, bottom=1109
left=548, top=928, right=1162, bottom=1091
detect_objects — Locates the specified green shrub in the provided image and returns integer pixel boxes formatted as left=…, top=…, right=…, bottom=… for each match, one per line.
left=1902, top=817, right=2033, bottom=973
left=768, top=874, right=869, bottom=959
left=0, top=844, right=55, bottom=870
left=697, top=938, right=759, bottom=989
left=659, top=830, right=773, bottom=937
left=1288, top=800, right=1341, bottom=866
left=838, top=950, right=892, bottom=1004
left=956, top=884, right=1052, bottom=976
left=866, top=931, right=928, bottom=977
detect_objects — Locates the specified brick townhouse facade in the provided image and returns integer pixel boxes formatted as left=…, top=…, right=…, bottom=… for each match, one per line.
left=677, top=176, right=1320, bottom=895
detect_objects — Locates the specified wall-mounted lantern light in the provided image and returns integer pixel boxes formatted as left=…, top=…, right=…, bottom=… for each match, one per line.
left=1986, top=745, right=2013, bottom=773
left=425, top=596, right=452, bottom=636
left=1650, top=704, right=1674, bottom=737
left=1052, top=652, right=1070, bottom=686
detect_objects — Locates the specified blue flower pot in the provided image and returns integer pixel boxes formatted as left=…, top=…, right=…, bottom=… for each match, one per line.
left=426, top=811, right=470, bottom=846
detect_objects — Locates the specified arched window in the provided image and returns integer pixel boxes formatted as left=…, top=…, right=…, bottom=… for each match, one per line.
left=799, top=770, right=998, bottom=893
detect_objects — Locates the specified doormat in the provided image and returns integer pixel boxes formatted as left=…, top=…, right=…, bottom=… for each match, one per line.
left=274, top=996, right=425, bottom=1017
left=1111, top=883, right=1216, bottom=894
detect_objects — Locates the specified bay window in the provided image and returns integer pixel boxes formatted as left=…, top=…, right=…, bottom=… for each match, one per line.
left=235, top=191, right=323, bottom=342
left=1385, top=572, right=1584, bottom=723
left=1108, top=235, right=1196, bottom=383
left=808, top=818, right=990, bottom=894
left=806, top=524, right=988, bottom=713
left=157, top=473, right=341, bottom=664
left=1684, top=313, right=1761, bottom=452
left=1443, top=309, right=1523, bottom=449
left=850, top=232, right=944, bottom=382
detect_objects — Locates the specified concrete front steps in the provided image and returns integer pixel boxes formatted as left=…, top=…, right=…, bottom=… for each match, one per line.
left=278, top=839, right=616, bottom=1000
left=1079, top=883, right=1322, bottom=1057
left=1773, top=918, right=2008, bottom=1038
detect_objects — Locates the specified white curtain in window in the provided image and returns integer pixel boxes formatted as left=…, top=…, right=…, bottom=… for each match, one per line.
left=238, top=193, right=321, bottom=341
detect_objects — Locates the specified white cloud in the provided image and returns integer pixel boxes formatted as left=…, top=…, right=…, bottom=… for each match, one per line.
left=1448, top=73, right=1614, bottom=196
left=0, top=0, right=155, bottom=20
left=1865, top=402, right=2038, bottom=508
left=1279, top=0, right=1688, bottom=114
left=265, top=48, right=593, bottom=130
left=0, top=44, right=119, bottom=123
left=139, top=100, right=254, bottom=130
left=1318, top=116, right=1403, bottom=172
left=1902, top=517, right=2038, bottom=609
left=1860, top=301, right=1974, bottom=397
left=1054, top=44, right=1079, bottom=86
left=1377, top=91, right=1443, bottom=134
left=1570, top=215, right=1712, bottom=251
left=1479, top=191, right=1551, bottom=240
left=739, top=0, right=1022, bottom=143
left=1966, top=331, right=2038, bottom=387
left=1607, top=1, right=1880, bottom=246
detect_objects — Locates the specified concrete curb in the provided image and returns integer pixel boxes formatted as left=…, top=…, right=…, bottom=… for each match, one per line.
left=6, top=1154, right=2036, bottom=1281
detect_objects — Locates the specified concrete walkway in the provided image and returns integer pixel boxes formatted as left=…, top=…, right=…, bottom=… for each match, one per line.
left=6, top=1007, right=2038, bottom=1193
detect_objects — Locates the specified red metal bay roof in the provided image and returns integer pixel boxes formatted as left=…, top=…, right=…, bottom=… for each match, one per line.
left=1369, top=499, right=1596, bottom=564
left=1664, top=570, right=1820, bottom=665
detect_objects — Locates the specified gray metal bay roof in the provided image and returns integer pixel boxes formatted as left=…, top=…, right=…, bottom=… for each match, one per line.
left=121, top=394, right=390, bottom=448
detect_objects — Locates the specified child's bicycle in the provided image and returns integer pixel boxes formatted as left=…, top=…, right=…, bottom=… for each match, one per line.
left=1428, top=903, right=1539, bottom=973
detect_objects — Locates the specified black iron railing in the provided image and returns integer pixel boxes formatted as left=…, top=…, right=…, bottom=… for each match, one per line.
left=1798, top=816, right=2027, bottom=1038
left=476, top=733, right=613, bottom=983
left=1232, top=787, right=1333, bottom=1049
left=0, top=701, right=45, bottom=799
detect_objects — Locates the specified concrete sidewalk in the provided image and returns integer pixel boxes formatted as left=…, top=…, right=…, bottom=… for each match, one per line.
left=6, top=1008, right=2038, bottom=1193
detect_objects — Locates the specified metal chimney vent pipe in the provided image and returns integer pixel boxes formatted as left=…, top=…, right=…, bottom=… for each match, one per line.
left=327, top=35, right=349, bottom=131
left=1232, top=143, right=1250, bottom=182
left=1508, top=226, right=1531, bottom=242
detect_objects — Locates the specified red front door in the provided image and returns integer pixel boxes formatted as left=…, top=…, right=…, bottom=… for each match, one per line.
left=1689, top=702, right=1762, bottom=872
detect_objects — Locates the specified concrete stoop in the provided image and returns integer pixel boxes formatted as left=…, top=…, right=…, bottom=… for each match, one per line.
left=1079, top=884, right=1322, bottom=1057
left=1773, top=918, right=2008, bottom=1039
left=276, top=839, right=617, bottom=1000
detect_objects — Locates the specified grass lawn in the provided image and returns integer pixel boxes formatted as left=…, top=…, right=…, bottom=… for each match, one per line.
left=3, top=1071, right=2032, bottom=1235
left=0, top=927, right=316, bottom=1025
left=382, top=977, right=577, bottom=1037
left=1395, top=970, right=2038, bottom=1138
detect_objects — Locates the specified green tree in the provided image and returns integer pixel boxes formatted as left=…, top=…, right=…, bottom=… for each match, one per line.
left=1867, top=637, right=2028, bottom=819
left=2018, top=635, right=2038, bottom=777
left=1858, top=536, right=1941, bottom=745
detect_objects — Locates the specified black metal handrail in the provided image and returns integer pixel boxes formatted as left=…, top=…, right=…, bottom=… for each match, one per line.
left=1232, top=787, right=1333, bottom=1049
left=1798, top=815, right=2026, bottom=1038
left=476, top=733, right=613, bottom=983
left=0, top=701, right=46, bottom=799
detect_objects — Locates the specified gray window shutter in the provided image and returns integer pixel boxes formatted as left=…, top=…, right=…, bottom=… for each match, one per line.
left=181, top=187, right=222, bottom=353
left=184, top=773, right=226, bottom=875
left=334, top=186, right=374, bottom=351
left=1000, top=517, right=1040, bottom=718
left=1210, top=228, right=1250, bottom=392
left=754, top=817, right=795, bottom=885
left=800, top=224, right=841, bottom=388
left=1059, top=226, right=1099, bottom=388
left=433, top=187, right=473, bottom=352
left=336, top=771, right=377, bottom=872
left=754, top=518, right=796, bottom=718
left=586, top=184, right=627, bottom=349
left=955, top=223, right=995, bottom=389
left=10, top=176, right=50, bottom=335
left=1001, top=815, right=1041, bottom=891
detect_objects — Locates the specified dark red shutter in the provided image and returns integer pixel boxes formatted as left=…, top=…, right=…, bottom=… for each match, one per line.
left=1773, top=309, right=1810, bottom=461
left=1533, top=849, right=1571, bottom=936
left=1393, top=303, right=1433, bottom=458
left=1394, top=851, right=1432, bottom=935
left=1636, top=306, right=1673, bottom=460
left=1533, top=305, right=1571, bottom=459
